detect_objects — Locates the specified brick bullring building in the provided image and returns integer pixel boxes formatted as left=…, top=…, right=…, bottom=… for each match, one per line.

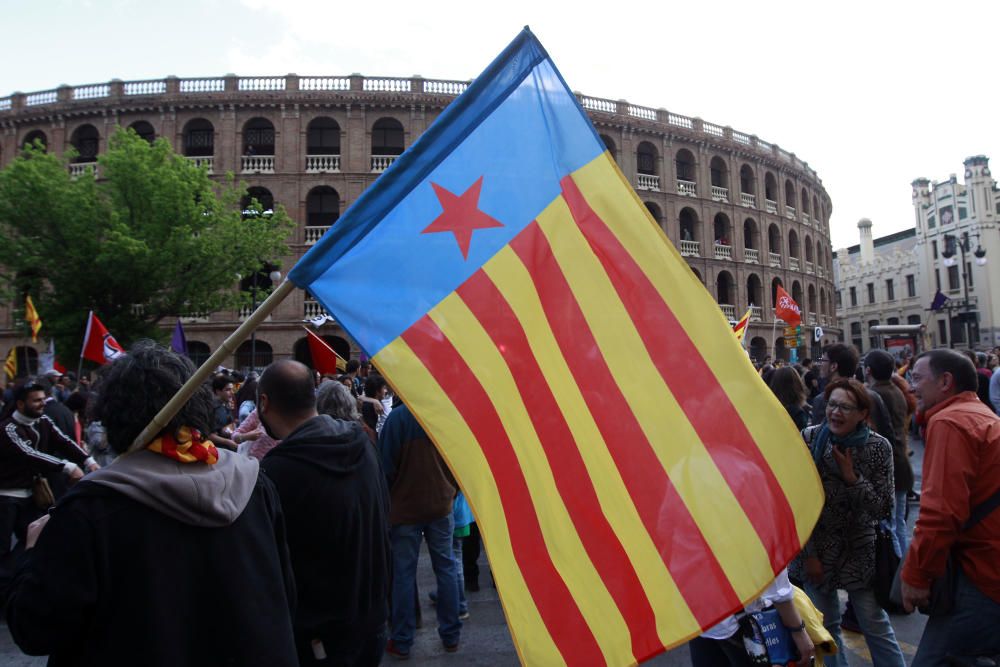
left=0, top=74, right=839, bottom=373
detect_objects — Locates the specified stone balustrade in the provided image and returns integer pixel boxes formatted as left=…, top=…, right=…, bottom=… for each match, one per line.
left=371, top=155, right=397, bottom=172
left=185, top=156, right=214, bottom=173
left=679, top=239, right=700, bottom=257
left=711, top=185, right=728, bottom=202
left=744, top=248, right=759, bottom=264
left=304, top=226, right=330, bottom=245
left=306, top=155, right=341, bottom=173
left=714, top=243, right=732, bottom=260
left=740, top=192, right=756, bottom=208
left=720, top=304, right=736, bottom=320
left=765, top=199, right=778, bottom=214
left=769, top=252, right=782, bottom=268
left=676, top=179, right=697, bottom=197
left=242, top=155, right=275, bottom=173
left=636, top=173, right=660, bottom=191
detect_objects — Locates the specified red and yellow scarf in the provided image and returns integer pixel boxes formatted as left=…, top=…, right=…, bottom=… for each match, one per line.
left=147, top=426, right=219, bottom=464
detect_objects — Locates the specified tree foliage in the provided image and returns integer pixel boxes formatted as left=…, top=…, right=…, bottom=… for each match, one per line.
left=0, top=129, right=293, bottom=364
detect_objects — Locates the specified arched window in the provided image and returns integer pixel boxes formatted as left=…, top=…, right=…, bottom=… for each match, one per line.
left=801, top=188, right=810, bottom=216
left=771, top=277, right=784, bottom=309
left=183, top=119, right=214, bottom=157
left=749, top=337, right=767, bottom=363
left=636, top=141, right=658, bottom=176
left=675, top=149, right=696, bottom=182
left=764, top=172, right=778, bottom=203
left=70, top=124, right=99, bottom=163
left=600, top=134, right=617, bottom=162
left=644, top=202, right=662, bottom=225
left=747, top=274, right=763, bottom=307
left=307, top=117, right=341, bottom=155
left=243, top=118, right=275, bottom=155
left=716, top=271, right=733, bottom=305
left=241, top=187, right=274, bottom=217
left=820, top=287, right=827, bottom=315
left=805, top=235, right=814, bottom=263
left=816, top=241, right=824, bottom=269
left=306, top=186, right=341, bottom=227
left=128, top=120, right=156, bottom=144
left=887, top=317, right=900, bottom=326
left=808, top=284, right=817, bottom=316
left=187, top=341, right=211, bottom=367
left=792, top=281, right=803, bottom=307
left=679, top=207, right=699, bottom=242
left=788, top=230, right=800, bottom=259
left=372, top=118, right=404, bottom=155
left=740, top=164, right=756, bottom=197
left=907, top=315, right=921, bottom=325
left=768, top=224, right=782, bottom=256
left=236, top=340, right=272, bottom=373
left=22, top=130, right=47, bottom=152
left=784, top=179, right=796, bottom=208
left=710, top=156, right=729, bottom=190
left=743, top=218, right=759, bottom=250
left=713, top=213, right=731, bottom=245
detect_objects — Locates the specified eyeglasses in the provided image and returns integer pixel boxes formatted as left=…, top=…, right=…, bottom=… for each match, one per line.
left=826, top=400, right=859, bottom=414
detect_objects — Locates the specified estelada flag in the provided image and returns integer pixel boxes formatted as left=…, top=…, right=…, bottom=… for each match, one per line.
left=4, top=347, right=16, bottom=380
left=774, top=285, right=802, bottom=327
left=81, top=311, right=124, bottom=365
left=289, top=29, right=822, bottom=665
left=732, top=306, right=752, bottom=345
left=304, top=327, right=346, bottom=374
left=25, top=296, right=42, bottom=343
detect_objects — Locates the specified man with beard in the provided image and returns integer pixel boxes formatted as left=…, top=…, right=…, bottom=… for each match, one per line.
left=0, top=382, right=96, bottom=598
left=260, top=360, right=391, bottom=666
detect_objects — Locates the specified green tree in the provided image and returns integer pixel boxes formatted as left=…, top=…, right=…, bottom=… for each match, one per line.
left=0, top=129, right=293, bottom=366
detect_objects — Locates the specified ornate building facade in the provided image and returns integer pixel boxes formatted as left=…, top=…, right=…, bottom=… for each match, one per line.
left=0, top=74, right=838, bottom=372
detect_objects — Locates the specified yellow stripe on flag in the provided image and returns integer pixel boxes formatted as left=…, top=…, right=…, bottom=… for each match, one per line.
left=484, top=245, right=701, bottom=645
left=428, top=294, right=631, bottom=665
left=534, top=195, right=775, bottom=602
left=374, top=337, right=565, bottom=667
left=573, top=154, right=823, bottom=547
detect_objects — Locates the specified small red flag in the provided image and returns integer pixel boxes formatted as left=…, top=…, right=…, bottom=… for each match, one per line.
left=304, top=328, right=346, bottom=375
left=81, top=311, right=124, bottom=365
left=774, top=285, right=801, bottom=327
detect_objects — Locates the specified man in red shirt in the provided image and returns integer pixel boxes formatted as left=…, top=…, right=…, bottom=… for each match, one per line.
left=903, top=349, right=1000, bottom=665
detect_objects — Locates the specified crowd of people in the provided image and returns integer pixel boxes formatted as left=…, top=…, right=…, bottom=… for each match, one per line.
left=0, top=340, right=997, bottom=666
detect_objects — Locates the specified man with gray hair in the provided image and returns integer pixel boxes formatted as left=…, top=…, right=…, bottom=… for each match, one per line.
left=260, top=361, right=391, bottom=666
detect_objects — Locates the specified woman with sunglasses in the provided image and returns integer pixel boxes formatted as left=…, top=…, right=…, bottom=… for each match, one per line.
left=792, top=377, right=905, bottom=667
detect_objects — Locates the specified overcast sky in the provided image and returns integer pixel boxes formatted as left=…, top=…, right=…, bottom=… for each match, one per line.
left=3, top=0, right=997, bottom=249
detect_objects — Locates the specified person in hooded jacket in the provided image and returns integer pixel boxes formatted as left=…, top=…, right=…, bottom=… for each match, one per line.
left=4, top=341, right=299, bottom=667
left=260, top=360, right=391, bottom=667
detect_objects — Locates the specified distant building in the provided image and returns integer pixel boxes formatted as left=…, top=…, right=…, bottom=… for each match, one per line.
left=834, top=220, right=923, bottom=354
left=912, top=156, right=999, bottom=349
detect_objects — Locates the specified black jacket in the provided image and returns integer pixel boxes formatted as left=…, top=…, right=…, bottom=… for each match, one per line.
left=6, top=450, right=298, bottom=667
left=0, top=413, right=91, bottom=491
left=263, top=415, right=391, bottom=645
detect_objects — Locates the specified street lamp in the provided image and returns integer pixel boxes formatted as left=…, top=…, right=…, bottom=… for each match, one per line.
left=940, top=231, right=987, bottom=347
left=249, top=267, right=282, bottom=373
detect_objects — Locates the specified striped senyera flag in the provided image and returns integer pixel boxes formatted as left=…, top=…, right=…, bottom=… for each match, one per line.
left=288, top=28, right=823, bottom=666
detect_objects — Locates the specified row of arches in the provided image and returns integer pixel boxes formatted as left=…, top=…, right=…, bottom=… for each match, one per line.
left=18, top=117, right=406, bottom=161
left=240, top=185, right=341, bottom=227
left=646, top=205, right=832, bottom=267
left=694, top=270, right=833, bottom=320
left=604, top=134, right=827, bottom=223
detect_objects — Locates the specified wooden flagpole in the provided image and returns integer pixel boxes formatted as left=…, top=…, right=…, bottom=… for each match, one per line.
left=127, top=279, right=296, bottom=453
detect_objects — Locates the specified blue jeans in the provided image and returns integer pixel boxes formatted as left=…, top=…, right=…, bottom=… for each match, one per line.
left=390, top=515, right=461, bottom=651
left=892, top=490, right=908, bottom=557
left=912, top=569, right=1000, bottom=666
left=804, top=584, right=905, bottom=667
left=453, top=536, right=468, bottom=615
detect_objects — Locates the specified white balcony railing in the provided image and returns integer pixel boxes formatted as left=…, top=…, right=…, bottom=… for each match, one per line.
left=802, top=213, right=810, bottom=225
left=371, top=155, right=398, bottom=172
left=785, top=205, right=797, bottom=220
left=744, top=248, right=759, bottom=264
left=714, top=243, right=732, bottom=260
left=305, top=155, right=341, bottom=173
left=818, top=266, right=826, bottom=279
left=765, top=199, right=778, bottom=214
left=304, top=300, right=331, bottom=320
left=809, top=312, right=817, bottom=324
left=238, top=305, right=272, bottom=321
left=241, top=155, right=275, bottom=173
left=711, top=186, right=729, bottom=203
left=769, top=252, right=782, bottom=267
left=679, top=239, right=700, bottom=256
left=750, top=306, right=763, bottom=321
left=305, top=226, right=330, bottom=245
left=636, top=174, right=660, bottom=191
left=676, top=180, right=697, bottom=197
left=789, top=257, right=800, bottom=271
left=180, top=312, right=211, bottom=323
left=805, top=260, right=815, bottom=274
left=185, top=156, right=214, bottom=173
left=720, top=304, right=737, bottom=320
left=740, top=192, right=756, bottom=208
left=69, top=162, right=97, bottom=178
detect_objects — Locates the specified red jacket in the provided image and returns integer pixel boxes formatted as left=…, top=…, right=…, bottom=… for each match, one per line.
left=902, top=392, right=1000, bottom=602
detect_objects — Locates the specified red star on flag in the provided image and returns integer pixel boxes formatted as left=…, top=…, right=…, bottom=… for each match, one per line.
left=422, top=176, right=504, bottom=259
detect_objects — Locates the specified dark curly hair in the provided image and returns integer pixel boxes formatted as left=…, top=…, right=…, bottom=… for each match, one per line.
left=91, top=340, right=214, bottom=455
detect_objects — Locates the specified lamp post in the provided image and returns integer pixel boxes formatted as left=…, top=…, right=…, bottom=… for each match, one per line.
left=249, top=268, right=282, bottom=373
left=941, top=231, right=987, bottom=348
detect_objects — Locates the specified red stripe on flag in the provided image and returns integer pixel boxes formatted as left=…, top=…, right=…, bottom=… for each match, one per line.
left=559, top=175, right=799, bottom=566
left=457, top=271, right=660, bottom=660
left=401, top=316, right=603, bottom=664
left=509, top=222, right=742, bottom=627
